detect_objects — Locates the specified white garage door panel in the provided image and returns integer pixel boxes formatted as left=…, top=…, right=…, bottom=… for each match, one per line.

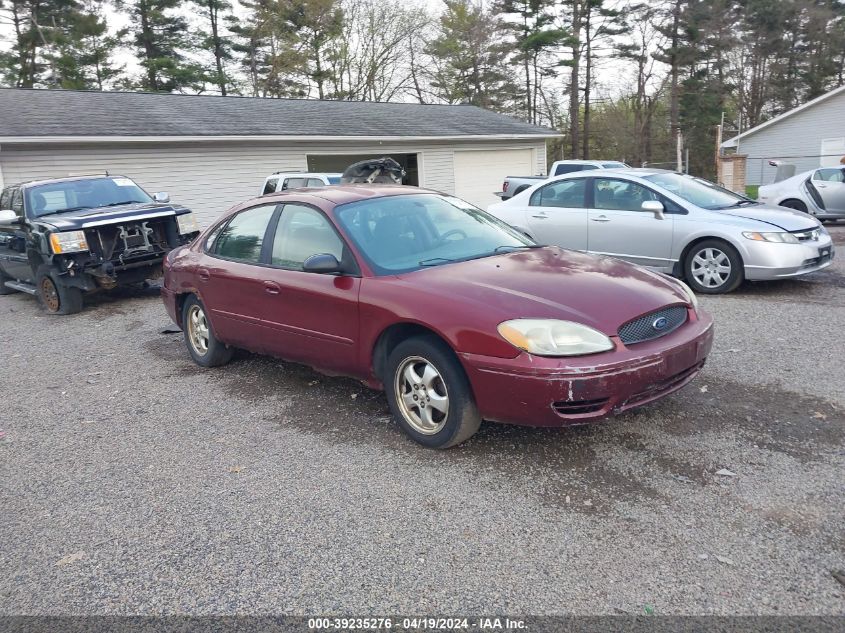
left=453, top=149, right=533, bottom=209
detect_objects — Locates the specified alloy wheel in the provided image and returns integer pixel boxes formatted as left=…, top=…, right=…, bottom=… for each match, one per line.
left=394, top=355, right=450, bottom=435
left=187, top=304, right=210, bottom=355
left=691, top=247, right=731, bottom=289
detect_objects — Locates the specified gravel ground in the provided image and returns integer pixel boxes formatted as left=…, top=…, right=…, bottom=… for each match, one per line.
left=1, top=226, right=844, bottom=616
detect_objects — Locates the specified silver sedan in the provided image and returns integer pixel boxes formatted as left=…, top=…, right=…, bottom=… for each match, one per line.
left=758, top=166, right=845, bottom=220
left=487, top=168, right=835, bottom=294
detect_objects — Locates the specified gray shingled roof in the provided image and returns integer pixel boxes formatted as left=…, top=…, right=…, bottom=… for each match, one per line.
left=0, top=89, right=558, bottom=139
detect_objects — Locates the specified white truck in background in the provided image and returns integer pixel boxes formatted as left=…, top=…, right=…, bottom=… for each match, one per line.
left=497, top=159, right=629, bottom=200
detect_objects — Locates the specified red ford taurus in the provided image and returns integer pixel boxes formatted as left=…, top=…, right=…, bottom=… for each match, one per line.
left=162, top=185, right=713, bottom=448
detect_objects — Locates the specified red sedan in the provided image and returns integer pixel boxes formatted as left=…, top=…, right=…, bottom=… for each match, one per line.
left=162, top=185, right=713, bottom=448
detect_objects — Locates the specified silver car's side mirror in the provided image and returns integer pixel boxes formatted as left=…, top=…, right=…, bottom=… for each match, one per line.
left=0, top=209, right=18, bottom=226
left=154, top=192, right=170, bottom=203
left=641, top=200, right=665, bottom=219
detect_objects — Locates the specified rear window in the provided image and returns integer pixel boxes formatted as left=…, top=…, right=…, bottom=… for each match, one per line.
left=602, top=162, right=627, bottom=168
left=553, top=164, right=588, bottom=176
left=263, top=178, right=279, bottom=194
left=327, top=176, right=342, bottom=185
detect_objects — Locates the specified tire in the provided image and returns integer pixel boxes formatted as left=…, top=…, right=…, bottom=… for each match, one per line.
left=684, top=240, right=744, bottom=294
left=35, top=264, right=83, bottom=314
left=182, top=294, right=233, bottom=367
left=0, top=267, right=15, bottom=295
left=384, top=334, right=481, bottom=449
left=780, top=199, right=808, bottom=213
left=513, top=185, right=530, bottom=196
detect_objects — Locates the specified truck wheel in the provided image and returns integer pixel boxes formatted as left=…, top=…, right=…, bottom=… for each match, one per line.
left=182, top=295, right=233, bottom=367
left=36, top=265, right=83, bottom=314
left=384, top=334, right=481, bottom=449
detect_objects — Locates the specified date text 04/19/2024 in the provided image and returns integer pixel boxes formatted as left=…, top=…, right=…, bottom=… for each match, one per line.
left=307, top=617, right=527, bottom=630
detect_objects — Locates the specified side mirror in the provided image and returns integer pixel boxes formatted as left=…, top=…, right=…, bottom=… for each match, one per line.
left=641, top=200, right=665, bottom=219
left=303, top=253, right=343, bottom=274
left=154, top=192, right=170, bottom=203
left=0, top=209, right=19, bottom=226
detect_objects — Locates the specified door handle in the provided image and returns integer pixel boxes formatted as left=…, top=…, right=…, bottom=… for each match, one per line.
left=530, top=213, right=549, bottom=219
left=197, top=267, right=210, bottom=282
left=816, top=184, right=827, bottom=189
left=263, top=281, right=281, bottom=295
left=591, top=215, right=611, bottom=222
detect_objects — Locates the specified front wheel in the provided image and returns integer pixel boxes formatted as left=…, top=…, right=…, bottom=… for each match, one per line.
left=182, top=295, right=233, bottom=367
left=780, top=199, right=808, bottom=213
left=385, top=335, right=481, bottom=449
left=36, top=265, right=83, bottom=314
left=684, top=240, right=744, bottom=294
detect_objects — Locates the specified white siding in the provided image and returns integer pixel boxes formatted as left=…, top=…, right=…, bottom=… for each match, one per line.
left=732, top=90, right=845, bottom=186
left=0, top=139, right=547, bottom=226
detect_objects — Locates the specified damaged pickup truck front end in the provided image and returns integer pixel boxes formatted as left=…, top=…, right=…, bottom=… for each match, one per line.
left=0, top=175, right=200, bottom=314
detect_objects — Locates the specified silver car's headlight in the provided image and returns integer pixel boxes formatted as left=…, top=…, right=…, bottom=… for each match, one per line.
left=497, top=319, right=614, bottom=357
left=675, top=279, right=699, bottom=311
left=49, top=231, right=88, bottom=254
left=742, top=231, right=799, bottom=244
left=177, top=212, right=199, bottom=235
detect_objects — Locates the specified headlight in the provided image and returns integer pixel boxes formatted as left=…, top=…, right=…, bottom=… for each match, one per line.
left=177, top=212, right=199, bottom=235
left=497, top=319, right=614, bottom=357
left=675, top=279, right=698, bottom=311
left=49, top=231, right=88, bottom=254
left=742, top=231, right=798, bottom=244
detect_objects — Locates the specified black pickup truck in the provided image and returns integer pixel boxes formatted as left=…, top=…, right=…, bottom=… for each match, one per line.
left=0, top=175, right=199, bottom=314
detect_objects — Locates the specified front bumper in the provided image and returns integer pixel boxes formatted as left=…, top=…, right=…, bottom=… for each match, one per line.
left=743, top=236, right=835, bottom=280
left=161, top=285, right=180, bottom=327
left=461, top=310, right=714, bottom=427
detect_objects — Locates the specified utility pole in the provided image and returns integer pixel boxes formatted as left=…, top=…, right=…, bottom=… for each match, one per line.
left=676, top=131, right=683, bottom=173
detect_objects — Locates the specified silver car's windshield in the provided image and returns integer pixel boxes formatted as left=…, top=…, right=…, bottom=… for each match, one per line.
left=643, top=173, right=753, bottom=210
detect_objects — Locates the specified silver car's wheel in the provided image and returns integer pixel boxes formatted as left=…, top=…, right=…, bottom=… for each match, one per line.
left=691, top=247, right=731, bottom=289
left=394, top=355, right=450, bottom=435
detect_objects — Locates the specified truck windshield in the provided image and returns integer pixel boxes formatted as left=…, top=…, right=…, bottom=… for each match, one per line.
left=25, top=177, right=153, bottom=217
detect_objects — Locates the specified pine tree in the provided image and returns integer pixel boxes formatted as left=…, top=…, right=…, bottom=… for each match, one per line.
left=191, top=0, right=235, bottom=95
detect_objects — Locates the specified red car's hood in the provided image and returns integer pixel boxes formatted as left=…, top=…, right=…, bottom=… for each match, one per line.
left=397, top=247, right=689, bottom=334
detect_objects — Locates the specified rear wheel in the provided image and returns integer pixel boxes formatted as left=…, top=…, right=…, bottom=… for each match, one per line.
left=182, top=295, right=233, bottom=367
left=684, top=240, right=743, bottom=294
left=36, top=265, right=83, bottom=314
left=780, top=199, right=808, bottom=213
left=385, top=335, right=481, bottom=449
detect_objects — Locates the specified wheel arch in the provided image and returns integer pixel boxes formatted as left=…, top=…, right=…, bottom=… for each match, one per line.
left=371, top=321, right=455, bottom=384
left=674, top=234, right=746, bottom=278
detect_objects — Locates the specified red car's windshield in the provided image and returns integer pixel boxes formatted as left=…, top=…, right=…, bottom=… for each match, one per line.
left=335, top=193, right=536, bottom=274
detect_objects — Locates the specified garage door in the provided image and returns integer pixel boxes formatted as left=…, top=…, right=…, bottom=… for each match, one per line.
left=453, top=148, right=534, bottom=209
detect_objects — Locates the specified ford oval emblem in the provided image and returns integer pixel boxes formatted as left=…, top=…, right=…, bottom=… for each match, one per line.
left=652, top=316, right=669, bottom=330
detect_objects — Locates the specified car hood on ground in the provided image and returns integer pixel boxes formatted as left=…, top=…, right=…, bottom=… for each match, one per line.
left=714, top=205, right=818, bottom=231
left=35, top=202, right=187, bottom=231
left=398, top=247, right=690, bottom=335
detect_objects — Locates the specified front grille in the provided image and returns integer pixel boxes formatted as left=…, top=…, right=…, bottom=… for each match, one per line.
left=553, top=397, right=609, bottom=416
left=618, top=305, right=687, bottom=345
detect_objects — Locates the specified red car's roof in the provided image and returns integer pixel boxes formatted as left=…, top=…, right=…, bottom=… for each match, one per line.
left=257, top=184, right=439, bottom=207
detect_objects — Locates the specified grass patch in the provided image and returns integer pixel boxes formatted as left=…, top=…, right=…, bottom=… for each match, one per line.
left=745, top=185, right=759, bottom=200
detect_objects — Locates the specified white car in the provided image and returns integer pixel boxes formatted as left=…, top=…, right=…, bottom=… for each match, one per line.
left=487, top=168, right=834, bottom=294
left=261, top=172, right=342, bottom=195
left=758, top=166, right=845, bottom=221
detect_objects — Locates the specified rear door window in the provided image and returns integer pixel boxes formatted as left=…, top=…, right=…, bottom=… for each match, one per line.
left=530, top=179, right=587, bottom=208
left=212, top=204, right=277, bottom=263
left=283, top=178, right=307, bottom=190
left=305, top=178, right=325, bottom=187
left=11, top=189, right=24, bottom=217
left=0, top=188, right=11, bottom=210
left=814, top=168, right=845, bottom=183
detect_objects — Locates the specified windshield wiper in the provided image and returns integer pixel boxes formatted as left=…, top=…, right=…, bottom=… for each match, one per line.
left=40, top=206, right=92, bottom=216
left=419, top=257, right=456, bottom=267
left=100, top=200, right=148, bottom=208
left=493, top=244, right=544, bottom=252
left=721, top=199, right=758, bottom=208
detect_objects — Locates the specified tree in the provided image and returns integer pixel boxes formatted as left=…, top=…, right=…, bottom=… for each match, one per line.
left=426, top=0, right=513, bottom=108
left=192, top=0, right=235, bottom=95
left=120, top=0, right=205, bottom=92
